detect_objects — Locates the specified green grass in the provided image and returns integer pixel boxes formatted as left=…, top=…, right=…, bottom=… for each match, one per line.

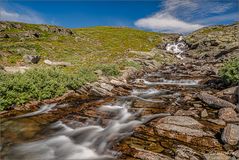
left=219, top=58, right=239, bottom=85
left=0, top=22, right=169, bottom=110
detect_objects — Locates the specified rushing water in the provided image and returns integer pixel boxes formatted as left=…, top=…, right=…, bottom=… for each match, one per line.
left=1, top=68, right=202, bottom=160
left=165, top=36, right=188, bottom=59
left=3, top=86, right=171, bottom=160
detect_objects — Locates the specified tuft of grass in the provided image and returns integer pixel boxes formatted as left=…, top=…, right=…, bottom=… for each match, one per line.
left=219, top=58, right=239, bottom=85
left=96, top=64, right=120, bottom=76
left=120, top=60, right=142, bottom=69
left=0, top=68, right=97, bottom=110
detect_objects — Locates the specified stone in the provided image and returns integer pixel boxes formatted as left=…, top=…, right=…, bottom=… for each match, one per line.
left=175, top=145, right=203, bottom=160
left=44, top=59, right=72, bottom=66
left=201, top=109, right=208, bottom=118
left=222, top=124, right=239, bottom=145
left=3, top=66, right=30, bottom=74
left=99, top=83, right=114, bottom=91
left=133, top=148, right=173, bottom=160
left=232, top=150, right=239, bottom=158
left=157, top=116, right=203, bottom=128
left=23, top=55, right=41, bottom=64
left=204, top=153, right=230, bottom=160
left=94, top=70, right=103, bottom=76
left=207, top=119, right=226, bottom=126
left=174, top=109, right=199, bottom=118
left=218, top=108, right=239, bottom=122
left=155, top=116, right=221, bottom=148
left=216, top=86, right=239, bottom=104
left=198, top=91, right=237, bottom=109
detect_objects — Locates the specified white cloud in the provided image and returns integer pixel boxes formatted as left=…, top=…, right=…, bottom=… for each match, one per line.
left=134, top=0, right=237, bottom=33
left=0, top=4, right=45, bottom=24
left=135, top=13, right=204, bottom=33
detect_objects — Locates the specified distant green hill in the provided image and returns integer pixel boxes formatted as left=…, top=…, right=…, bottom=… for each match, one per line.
left=0, top=22, right=164, bottom=69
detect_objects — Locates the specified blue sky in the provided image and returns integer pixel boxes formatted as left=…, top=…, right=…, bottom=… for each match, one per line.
left=0, top=0, right=238, bottom=33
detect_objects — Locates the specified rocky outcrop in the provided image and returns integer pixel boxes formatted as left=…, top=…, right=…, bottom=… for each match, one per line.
left=185, top=23, right=239, bottom=60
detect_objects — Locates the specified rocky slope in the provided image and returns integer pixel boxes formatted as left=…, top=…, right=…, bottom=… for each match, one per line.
left=0, top=22, right=238, bottom=160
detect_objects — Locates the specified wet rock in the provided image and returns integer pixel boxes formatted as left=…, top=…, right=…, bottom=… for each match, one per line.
left=207, top=119, right=226, bottom=126
left=155, top=116, right=221, bottom=149
left=133, top=148, right=173, bottom=160
left=174, top=109, right=199, bottom=118
left=204, top=152, right=230, bottom=160
left=222, top=124, right=239, bottom=145
left=23, top=55, right=41, bottom=64
left=198, top=91, right=237, bottom=109
left=201, top=109, right=208, bottom=118
left=216, top=86, right=239, bottom=104
left=218, top=108, right=239, bottom=122
left=175, top=145, right=203, bottom=160
left=44, top=59, right=72, bottom=66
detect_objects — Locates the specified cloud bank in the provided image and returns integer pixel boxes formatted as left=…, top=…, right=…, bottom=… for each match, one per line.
left=0, top=3, right=45, bottom=24
left=135, top=0, right=238, bottom=33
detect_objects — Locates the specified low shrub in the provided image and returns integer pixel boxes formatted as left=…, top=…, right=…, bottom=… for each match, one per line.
left=0, top=68, right=97, bottom=110
left=219, top=58, right=239, bottom=85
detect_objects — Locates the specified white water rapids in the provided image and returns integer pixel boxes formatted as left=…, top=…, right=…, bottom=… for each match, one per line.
left=165, top=36, right=188, bottom=59
left=6, top=89, right=170, bottom=160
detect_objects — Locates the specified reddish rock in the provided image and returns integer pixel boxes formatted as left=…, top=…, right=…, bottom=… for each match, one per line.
left=218, top=108, right=239, bottom=122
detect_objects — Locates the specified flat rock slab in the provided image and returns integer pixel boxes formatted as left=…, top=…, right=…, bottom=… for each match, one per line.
left=198, top=91, right=236, bottom=109
left=157, top=116, right=203, bottom=128
left=155, top=116, right=221, bottom=149
left=204, top=153, right=230, bottom=160
left=133, top=148, right=173, bottom=160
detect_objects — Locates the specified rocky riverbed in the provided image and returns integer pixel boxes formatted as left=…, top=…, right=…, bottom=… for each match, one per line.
left=0, top=23, right=238, bottom=160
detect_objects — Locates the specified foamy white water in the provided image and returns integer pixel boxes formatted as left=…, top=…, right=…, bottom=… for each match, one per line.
left=165, top=36, right=188, bottom=59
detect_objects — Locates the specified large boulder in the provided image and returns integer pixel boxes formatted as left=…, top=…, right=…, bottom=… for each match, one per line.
left=216, top=86, right=239, bottom=104
left=198, top=91, right=237, bottom=109
left=221, top=124, right=239, bottom=145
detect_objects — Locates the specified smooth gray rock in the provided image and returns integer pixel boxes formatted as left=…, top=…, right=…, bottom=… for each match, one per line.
left=222, top=124, right=239, bottom=145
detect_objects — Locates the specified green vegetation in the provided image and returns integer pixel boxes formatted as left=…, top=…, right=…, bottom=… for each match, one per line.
left=219, top=58, right=239, bottom=84
left=0, top=22, right=166, bottom=110
left=0, top=68, right=97, bottom=110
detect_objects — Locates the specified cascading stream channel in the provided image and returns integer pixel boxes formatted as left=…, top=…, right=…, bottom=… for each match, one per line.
left=5, top=89, right=170, bottom=160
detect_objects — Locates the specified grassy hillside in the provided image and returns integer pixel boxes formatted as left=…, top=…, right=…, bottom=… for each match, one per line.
left=0, top=22, right=163, bottom=69
left=0, top=22, right=167, bottom=110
